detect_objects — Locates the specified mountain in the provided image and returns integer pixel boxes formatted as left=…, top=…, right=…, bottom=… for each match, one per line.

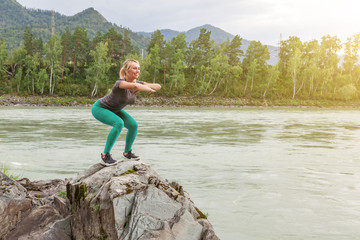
left=137, top=24, right=235, bottom=44
left=0, top=0, right=149, bottom=50
left=138, top=24, right=279, bottom=64
left=1, top=1, right=278, bottom=64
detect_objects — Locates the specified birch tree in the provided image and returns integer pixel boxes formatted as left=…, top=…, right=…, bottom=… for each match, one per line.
left=86, top=41, right=111, bottom=97
left=287, top=47, right=302, bottom=99
left=319, top=35, right=341, bottom=98
left=23, top=53, right=40, bottom=94
left=168, top=34, right=187, bottom=93
left=147, top=44, right=162, bottom=83
left=242, top=41, right=270, bottom=96
left=342, top=33, right=360, bottom=93
left=44, top=34, right=62, bottom=95
left=7, top=46, right=26, bottom=92
left=302, top=40, right=321, bottom=98
left=0, top=41, right=8, bottom=83
left=263, top=64, right=279, bottom=98
left=169, top=49, right=186, bottom=93
left=278, top=36, right=303, bottom=97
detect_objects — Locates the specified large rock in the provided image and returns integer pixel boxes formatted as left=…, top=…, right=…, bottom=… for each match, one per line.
left=0, top=173, right=71, bottom=240
left=0, top=171, right=32, bottom=237
left=67, top=160, right=219, bottom=240
left=1, top=160, right=219, bottom=239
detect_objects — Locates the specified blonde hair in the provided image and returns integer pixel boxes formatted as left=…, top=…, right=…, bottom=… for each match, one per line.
left=119, top=59, right=139, bottom=79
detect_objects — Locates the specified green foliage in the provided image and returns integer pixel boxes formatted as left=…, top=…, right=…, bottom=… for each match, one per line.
left=92, top=204, right=100, bottom=211
left=337, top=84, right=357, bottom=100
left=2, top=17, right=360, bottom=102
left=195, top=207, right=208, bottom=219
left=0, top=163, right=22, bottom=180
left=44, top=34, right=62, bottom=95
left=58, top=191, right=67, bottom=198
left=0, top=40, right=8, bottom=87
left=86, top=41, right=111, bottom=97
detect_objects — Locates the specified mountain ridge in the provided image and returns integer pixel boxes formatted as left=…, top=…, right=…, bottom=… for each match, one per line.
left=137, top=24, right=278, bottom=64
left=137, top=24, right=236, bottom=43
left=1, top=0, right=278, bottom=63
left=0, top=0, right=149, bottom=50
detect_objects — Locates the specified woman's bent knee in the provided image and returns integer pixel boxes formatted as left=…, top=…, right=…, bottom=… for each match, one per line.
left=113, top=120, right=124, bottom=130
left=127, top=121, right=138, bottom=131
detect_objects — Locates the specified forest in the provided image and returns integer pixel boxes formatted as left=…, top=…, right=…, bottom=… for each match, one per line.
left=1, top=26, right=360, bottom=101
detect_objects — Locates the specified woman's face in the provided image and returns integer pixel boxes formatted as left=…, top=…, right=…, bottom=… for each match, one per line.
left=126, top=62, right=140, bottom=81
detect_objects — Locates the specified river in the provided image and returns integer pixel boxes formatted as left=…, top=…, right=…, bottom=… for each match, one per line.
left=1, top=106, right=360, bottom=240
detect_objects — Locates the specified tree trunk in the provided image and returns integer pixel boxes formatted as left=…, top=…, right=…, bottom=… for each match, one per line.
left=153, top=66, right=157, bottom=83
left=32, top=78, right=35, bottom=94
left=163, top=63, right=166, bottom=87
left=204, top=72, right=213, bottom=94
left=16, top=71, right=22, bottom=93
left=38, top=75, right=45, bottom=95
left=51, top=78, right=56, bottom=95
left=295, top=78, right=305, bottom=96
left=209, top=80, right=220, bottom=95
left=73, top=44, right=77, bottom=79
left=244, top=77, right=249, bottom=94
left=263, top=72, right=273, bottom=98
left=91, top=82, right=98, bottom=97
left=250, top=74, right=254, bottom=91
left=49, top=67, right=53, bottom=95
left=308, top=74, right=314, bottom=97
left=292, top=69, right=296, bottom=100
left=61, top=54, right=66, bottom=83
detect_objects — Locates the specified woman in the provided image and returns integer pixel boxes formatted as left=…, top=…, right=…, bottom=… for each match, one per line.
left=92, top=59, right=161, bottom=166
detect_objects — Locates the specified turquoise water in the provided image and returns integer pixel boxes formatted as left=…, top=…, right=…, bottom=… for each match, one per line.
left=1, top=106, right=360, bottom=240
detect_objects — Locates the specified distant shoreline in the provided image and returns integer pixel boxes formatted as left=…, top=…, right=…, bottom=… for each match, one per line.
left=1, top=94, right=360, bottom=108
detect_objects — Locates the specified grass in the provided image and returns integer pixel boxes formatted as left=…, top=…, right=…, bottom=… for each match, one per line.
left=58, top=191, right=67, bottom=198
left=0, top=162, right=22, bottom=180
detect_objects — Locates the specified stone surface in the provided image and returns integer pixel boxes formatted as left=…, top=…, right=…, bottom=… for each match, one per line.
left=0, top=171, right=32, bottom=238
left=67, top=160, right=219, bottom=240
left=4, top=206, right=71, bottom=240
left=1, top=160, right=219, bottom=240
left=0, top=172, right=71, bottom=239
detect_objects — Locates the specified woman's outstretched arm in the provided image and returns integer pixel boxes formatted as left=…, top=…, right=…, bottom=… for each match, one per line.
left=118, top=81, right=157, bottom=93
left=143, top=82, right=161, bottom=91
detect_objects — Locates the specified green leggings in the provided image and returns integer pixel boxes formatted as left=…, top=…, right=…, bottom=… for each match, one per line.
left=92, top=99, right=138, bottom=154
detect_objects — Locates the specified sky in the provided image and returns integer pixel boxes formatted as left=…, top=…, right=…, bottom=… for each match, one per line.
left=16, top=0, right=360, bottom=46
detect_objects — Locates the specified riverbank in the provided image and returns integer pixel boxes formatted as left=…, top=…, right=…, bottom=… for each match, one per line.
left=1, top=94, right=360, bottom=108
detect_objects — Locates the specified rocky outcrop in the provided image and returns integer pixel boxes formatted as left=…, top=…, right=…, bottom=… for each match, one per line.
left=1, top=160, right=219, bottom=240
left=0, top=172, right=71, bottom=239
left=0, top=171, right=32, bottom=238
